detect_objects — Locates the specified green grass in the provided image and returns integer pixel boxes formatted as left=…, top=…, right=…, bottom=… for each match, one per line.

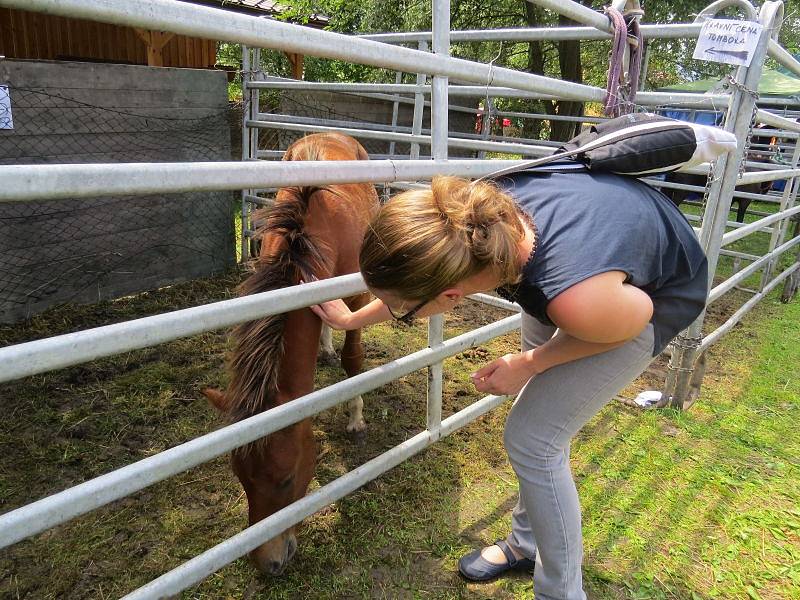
left=0, top=268, right=798, bottom=599
left=680, top=197, right=796, bottom=291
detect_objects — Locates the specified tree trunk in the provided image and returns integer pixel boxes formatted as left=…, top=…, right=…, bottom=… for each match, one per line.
left=552, top=14, right=584, bottom=141
left=524, top=2, right=547, bottom=141
left=524, top=1, right=586, bottom=142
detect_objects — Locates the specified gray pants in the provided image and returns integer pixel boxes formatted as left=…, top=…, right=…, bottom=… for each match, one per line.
left=504, top=313, right=655, bottom=600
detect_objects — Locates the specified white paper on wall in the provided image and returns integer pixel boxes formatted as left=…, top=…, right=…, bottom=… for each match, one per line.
left=0, top=85, right=12, bottom=130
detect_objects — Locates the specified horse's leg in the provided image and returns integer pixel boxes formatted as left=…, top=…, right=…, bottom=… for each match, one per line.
left=662, top=173, right=695, bottom=209
left=342, top=294, right=369, bottom=435
left=731, top=196, right=755, bottom=275
left=318, top=323, right=338, bottom=366
left=342, top=327, right=366, bottom=435
left=671, top=189, right=687, bottom=208
left=736, top=197, right=751, bottom=223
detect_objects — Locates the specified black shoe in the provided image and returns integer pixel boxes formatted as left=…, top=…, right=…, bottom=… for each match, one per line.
left=458, top=539, right=536, bottom=582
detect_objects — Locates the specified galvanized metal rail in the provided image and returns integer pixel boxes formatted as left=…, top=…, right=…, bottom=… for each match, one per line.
left=0, top=0, right=799, bottom=597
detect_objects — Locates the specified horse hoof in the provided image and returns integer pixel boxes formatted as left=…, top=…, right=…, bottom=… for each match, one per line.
left=346, top=418, right=367, bottom=434
left=317, top=350, right=339, bottom=367
left=348, top=428, right=368, bottom=444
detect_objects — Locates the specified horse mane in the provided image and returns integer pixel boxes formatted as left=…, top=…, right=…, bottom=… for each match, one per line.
left=224, top=183, right=331, bottom=423
left=222, top=133, right=365, bottom=425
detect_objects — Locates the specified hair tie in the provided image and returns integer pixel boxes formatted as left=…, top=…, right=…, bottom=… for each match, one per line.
left=466, top=222, right=491, bottom=247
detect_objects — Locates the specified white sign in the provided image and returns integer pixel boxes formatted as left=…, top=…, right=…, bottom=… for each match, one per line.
left=0, top=85, right=12, bottom=130
left=692, top=19, right=763, bottom=67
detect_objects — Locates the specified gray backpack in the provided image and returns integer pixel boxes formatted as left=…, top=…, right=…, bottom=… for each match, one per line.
left=482, top=112, right=737, bottom=180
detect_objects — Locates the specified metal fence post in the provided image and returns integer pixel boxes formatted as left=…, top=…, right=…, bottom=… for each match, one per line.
left=240, top=44, right=252, bottom=262
left=250, top=47, right=261, bottom=164
left=388, top=70, right=403, bottom=159
left=760, top=137, right=800, bottom=289
left=638, top=42, right=650, bottom=91
left=410, top=40, right=428, bottom=160
left=383, top=70, right=404, bottom=201
left=663, top=1, right=783, bottom=409
left=426, top=0, right=450, bottom=438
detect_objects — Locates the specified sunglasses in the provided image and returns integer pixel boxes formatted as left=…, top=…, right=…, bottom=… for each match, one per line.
left=386, top=297, right=430, bottom=325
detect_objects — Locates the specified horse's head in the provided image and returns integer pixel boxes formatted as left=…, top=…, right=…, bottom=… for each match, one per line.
left=202, top=388, right=316, bottom=576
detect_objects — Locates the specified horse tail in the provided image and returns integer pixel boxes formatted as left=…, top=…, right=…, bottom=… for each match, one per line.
left=225, top=186, right=330, bottom=422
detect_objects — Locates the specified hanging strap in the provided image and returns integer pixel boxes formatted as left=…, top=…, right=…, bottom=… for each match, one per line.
left=603, top=7, right=645, bottom=117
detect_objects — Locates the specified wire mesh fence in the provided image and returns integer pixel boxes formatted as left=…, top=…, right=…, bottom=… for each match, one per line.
left=1, top=87, right=230, bottom=163
left=0, top=62, right=237, bottom=323
left=253, top=87, right=481, bottom=158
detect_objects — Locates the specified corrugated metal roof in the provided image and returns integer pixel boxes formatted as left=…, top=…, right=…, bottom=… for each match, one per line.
left=203, top=0, right=329, bottom=24
left=235, top=0, right=283, bottom=12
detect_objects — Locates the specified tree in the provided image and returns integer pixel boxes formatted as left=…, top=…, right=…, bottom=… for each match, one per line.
left=228, top=0, right=800, bottom=138
left=523, top=1, right=585, bottom=141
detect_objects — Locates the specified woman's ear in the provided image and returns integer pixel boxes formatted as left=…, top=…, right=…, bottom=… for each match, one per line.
left=439, top=288, right=465, bottom=304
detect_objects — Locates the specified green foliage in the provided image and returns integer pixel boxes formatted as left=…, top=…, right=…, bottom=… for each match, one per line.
left=215, top=41, right=241, bottom=68
left=217, top=0, right=800, bottom=87
left=215, top=0, right=800, bottom=127
left=216, top=0, right=800, bottom=137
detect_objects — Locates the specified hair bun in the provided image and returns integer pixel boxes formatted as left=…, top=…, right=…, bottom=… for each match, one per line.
left=360, top=176, right=526, bottom=297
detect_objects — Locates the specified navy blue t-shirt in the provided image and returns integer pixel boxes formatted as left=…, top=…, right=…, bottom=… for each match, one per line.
left=496, top=169, right=708, bottom=356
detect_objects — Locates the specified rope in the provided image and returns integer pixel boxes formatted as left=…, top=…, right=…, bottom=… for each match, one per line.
left=603, top=7, right=626, bottom=117
left=603, top=7, right=643, bottom=117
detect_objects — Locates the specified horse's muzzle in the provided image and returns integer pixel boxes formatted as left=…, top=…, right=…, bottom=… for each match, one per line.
left=251, top=531, right=298, bottom=576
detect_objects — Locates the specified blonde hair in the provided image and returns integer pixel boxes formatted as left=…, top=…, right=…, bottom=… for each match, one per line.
left=360, top=176, right=525, bottom=300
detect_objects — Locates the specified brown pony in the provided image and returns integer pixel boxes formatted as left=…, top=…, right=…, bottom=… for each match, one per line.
left=203, top=133, right=379, bottom=575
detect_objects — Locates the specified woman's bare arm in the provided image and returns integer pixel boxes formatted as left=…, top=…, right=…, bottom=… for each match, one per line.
left=310, top=297, right=392, bottom=330
left=530, top=270, right=653, bottom=371
left=471, top=271, right=653, bottom=395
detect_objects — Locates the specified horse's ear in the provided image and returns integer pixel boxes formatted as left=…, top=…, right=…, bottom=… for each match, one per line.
left=202, top=387, right=229, bottom=412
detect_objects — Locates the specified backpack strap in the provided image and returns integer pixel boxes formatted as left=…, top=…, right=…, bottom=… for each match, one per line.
left=474, top=147, right=588, bottom=182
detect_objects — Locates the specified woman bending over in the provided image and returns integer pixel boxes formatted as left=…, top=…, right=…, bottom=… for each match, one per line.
left=312, top=170, right=707, bottom=600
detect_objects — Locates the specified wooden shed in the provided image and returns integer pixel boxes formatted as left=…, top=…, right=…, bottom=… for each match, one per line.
left=0, top=0, right=326, bottom=73
left=0, top=1, right=330, bottom=322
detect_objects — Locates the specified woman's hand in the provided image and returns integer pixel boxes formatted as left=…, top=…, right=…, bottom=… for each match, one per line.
left=309, top=298, right=354, bottom=330
left=469, top=351, right=538, bottom=396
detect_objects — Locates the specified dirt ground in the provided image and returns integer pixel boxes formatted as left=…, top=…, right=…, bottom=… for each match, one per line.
left=0, top=268, right=757, bottom=599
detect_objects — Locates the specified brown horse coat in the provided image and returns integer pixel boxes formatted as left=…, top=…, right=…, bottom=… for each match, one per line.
left=204, top=132, right=379, bottom=574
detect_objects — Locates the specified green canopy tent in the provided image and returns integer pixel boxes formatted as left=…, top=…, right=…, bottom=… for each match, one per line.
left=658, top=66, right=800, bottom=103
left=655, top=66, right=800, bottom=128
left=656, top=66, right=800, bottom=192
